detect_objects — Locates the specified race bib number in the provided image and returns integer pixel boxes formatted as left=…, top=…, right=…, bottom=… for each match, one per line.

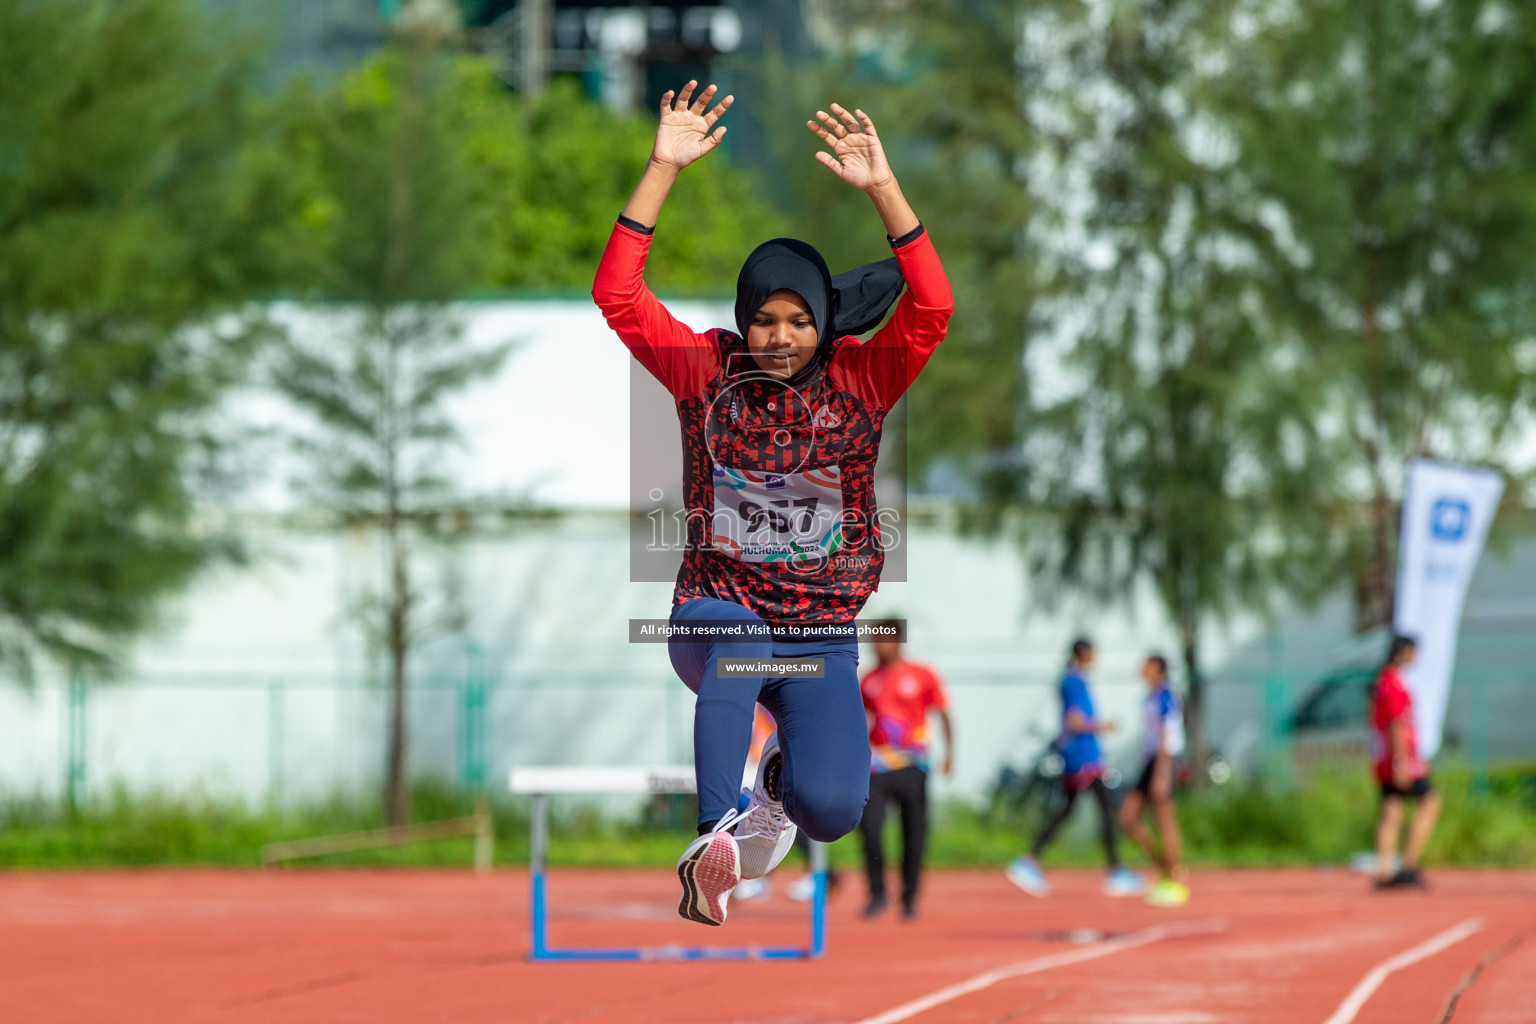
left=711, top=466, right=845, bottom=563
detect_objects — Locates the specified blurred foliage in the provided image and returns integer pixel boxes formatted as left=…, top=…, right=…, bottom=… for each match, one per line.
left=0, top=0, right=290, bottom=678
left=3, top=760, right=1533, bottom=868
left=1003, top=0, right=1338, bottom=759
left=275, top=54, right=779, bottom=298
left=1211, top=0, right=1536, bottom=628
left=278, top=48, right=493, bottom=304
left=465, top=77, right=780, bottom=293
left=0, top=779, right=492, bottom=867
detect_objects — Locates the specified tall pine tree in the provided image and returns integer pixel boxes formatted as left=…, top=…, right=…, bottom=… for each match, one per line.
left=1013, top=0, right=1329, bottom=761
left=273, top=19, right=509, bottom=826
left=0, top=0, right=285, bottom=678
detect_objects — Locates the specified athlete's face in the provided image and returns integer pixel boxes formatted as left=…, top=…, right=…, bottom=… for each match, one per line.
left=748, top=290, right=818, bottom=379
left=874, top=639, right=902, bottom=665
left=1140, top=659, right=1165, bottom=688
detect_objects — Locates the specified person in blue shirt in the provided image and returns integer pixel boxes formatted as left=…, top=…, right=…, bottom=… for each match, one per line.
left=1007, top=638, right=1145, bottom=897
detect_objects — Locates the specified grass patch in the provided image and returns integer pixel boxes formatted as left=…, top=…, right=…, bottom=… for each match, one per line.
left=1, top=761, right=1532, bottom=870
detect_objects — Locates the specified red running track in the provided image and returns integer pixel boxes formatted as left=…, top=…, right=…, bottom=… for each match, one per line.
left=0, top=868, right=1531, bottom=1023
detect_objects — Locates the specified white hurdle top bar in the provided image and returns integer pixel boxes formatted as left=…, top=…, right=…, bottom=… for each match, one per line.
left=509, top=765, right=697, bottom=795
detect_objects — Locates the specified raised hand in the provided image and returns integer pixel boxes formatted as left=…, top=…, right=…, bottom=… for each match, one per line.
left=651, top=81, right=733, bottom=171
left=806, top=104, right=893, bottom=193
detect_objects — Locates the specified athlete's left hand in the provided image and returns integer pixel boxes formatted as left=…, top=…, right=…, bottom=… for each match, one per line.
left=807, top=104, right=894, bottom=192
left=942, top=755, right=954, bottom=778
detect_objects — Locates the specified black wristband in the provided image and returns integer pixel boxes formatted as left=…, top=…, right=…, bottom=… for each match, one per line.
left=887, top=222, right=925, bottom=249
left=617, top=214, right=656, bottom=236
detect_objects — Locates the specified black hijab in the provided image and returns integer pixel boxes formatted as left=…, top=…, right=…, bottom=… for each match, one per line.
left=732, top=238, right=906, bottom=384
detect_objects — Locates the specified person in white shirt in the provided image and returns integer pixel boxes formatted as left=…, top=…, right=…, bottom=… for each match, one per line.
left=1118, top=653, right=1188, bottom=906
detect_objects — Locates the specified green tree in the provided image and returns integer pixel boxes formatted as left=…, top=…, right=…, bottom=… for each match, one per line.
left=467, top=78, right=780, bottom=292
left=1014, top=0, right=1333, bottom=761
left=275, top=31, right=509, bottom=826
left=1213, top=0, right=1536, bottom=629
left=0, top=0, right=284, bottom=678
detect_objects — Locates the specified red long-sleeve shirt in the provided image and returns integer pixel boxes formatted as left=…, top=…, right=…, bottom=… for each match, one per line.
left=593, top=220, right=953, bottom=626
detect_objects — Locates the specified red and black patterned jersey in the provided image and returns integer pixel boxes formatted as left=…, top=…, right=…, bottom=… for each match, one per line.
left=593, top=220, right=953, bottom=628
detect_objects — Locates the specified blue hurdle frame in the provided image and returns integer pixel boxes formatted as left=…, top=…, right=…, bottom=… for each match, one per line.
left=526, top=792, right=828, bottom=962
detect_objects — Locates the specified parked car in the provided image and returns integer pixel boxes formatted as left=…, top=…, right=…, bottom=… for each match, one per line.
left=1285, top=666, right=1375, bottom=774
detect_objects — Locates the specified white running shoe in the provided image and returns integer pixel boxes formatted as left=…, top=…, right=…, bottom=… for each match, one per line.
left=733, top=876, right=771, bottom=901
left=676, top=814, right=743, bottom=926
left=1005, top=856, right=1050, bottom=897
left=1104, top=867, right=1149, bottom=897
left=785, top=875, right=816, bottom=902
left=733, top=731, right=798, bottom=880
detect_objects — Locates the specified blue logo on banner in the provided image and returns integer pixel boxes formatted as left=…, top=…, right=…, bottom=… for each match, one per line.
left=1430, top=497, right=1470, bottom=542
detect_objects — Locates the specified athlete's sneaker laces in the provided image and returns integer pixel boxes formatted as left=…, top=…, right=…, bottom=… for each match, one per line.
left=733, top=731, right=798, bottom=880
left=675, top=805, right=748, bottom=926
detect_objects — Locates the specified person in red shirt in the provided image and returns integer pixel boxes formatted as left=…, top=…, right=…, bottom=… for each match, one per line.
left=858, top=620, right=953, bottom=919
left=1372, top=634, right=1440, bottom=889
left=593, top=82, right=952, bottom=927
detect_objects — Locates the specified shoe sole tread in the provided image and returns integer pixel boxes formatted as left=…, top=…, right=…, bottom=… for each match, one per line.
left=677, top=833, right=738, bottom=926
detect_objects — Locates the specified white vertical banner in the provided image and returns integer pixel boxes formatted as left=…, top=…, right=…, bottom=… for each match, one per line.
left=1393, top=459, right=1504, bottom=759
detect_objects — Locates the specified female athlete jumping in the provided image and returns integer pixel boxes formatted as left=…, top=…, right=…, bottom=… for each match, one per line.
left=593, top=81, right=952, bottom=925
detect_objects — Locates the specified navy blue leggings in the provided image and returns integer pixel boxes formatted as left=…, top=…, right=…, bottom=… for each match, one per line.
left=668, top=598, right=870, bottom=842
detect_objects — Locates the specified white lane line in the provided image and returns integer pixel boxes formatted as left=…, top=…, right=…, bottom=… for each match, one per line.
left=1320, top=917, right=1485, bottom=1024
left=850, top=918, right=1226, bottom=1024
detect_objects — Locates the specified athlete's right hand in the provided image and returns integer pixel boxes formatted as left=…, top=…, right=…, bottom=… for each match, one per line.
left=650, top=81, right=733, bottom=171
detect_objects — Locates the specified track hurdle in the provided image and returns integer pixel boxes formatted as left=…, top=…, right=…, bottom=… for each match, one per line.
left=511, top=765, right=829, bottom=962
